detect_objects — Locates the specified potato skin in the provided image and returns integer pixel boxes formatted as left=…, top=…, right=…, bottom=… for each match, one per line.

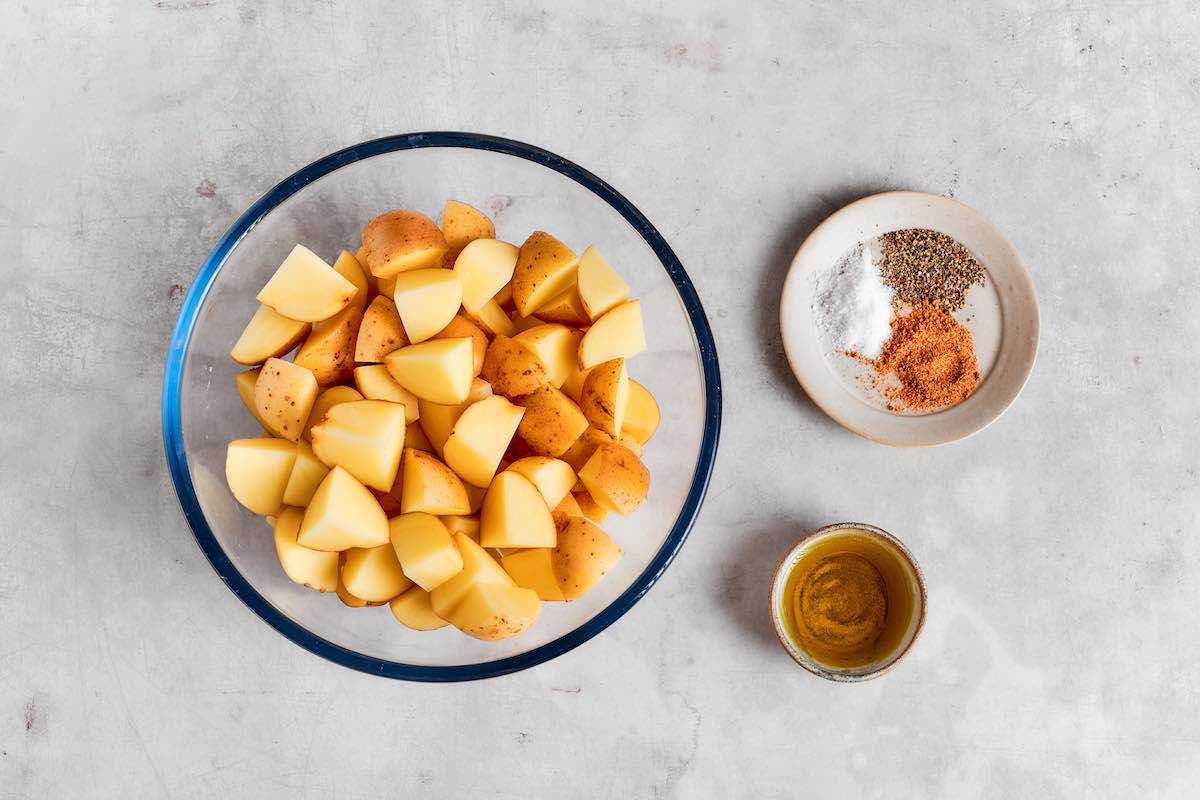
left=361, top=210, right=447, bottom=278
left=294, top=305, right=363, bottom=386
left=578, top=442, right=650, bottom=515
left=355, top=296, right=408, bottom=363
left=511, top=231, right=577, bottom=317
left=551, top=517, right=623, bottom=601
left=515, top=386, right=590, bottom=457
left=578, top=358, right=625, bottom=437
left=480, top=335, right=548, bottom=398
left=559, top=426, right=614, bottom=473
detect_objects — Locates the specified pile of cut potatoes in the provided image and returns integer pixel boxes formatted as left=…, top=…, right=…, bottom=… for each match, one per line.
left=224, top=201, right=660, bottom=641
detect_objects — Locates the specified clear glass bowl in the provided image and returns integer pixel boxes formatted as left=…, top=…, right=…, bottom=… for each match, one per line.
left=162, top=133, right=722, bottom=681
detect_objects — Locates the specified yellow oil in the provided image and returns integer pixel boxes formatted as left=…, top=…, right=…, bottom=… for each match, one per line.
left=778, top=529, right=918, bottom=669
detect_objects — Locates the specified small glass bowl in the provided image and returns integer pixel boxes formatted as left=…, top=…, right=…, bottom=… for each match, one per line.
left=770, top=522, right=926, bottom=682
left=163, top=133, right=721, bottom=681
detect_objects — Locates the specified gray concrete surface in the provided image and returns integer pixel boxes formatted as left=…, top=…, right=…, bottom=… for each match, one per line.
left=3, top=1, right=1198, bottom=797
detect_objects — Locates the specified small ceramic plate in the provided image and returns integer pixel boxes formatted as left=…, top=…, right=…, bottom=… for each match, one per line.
left=780, top=191, right=1039, bottom=446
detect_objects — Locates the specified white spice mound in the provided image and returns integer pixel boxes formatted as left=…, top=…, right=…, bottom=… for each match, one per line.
left=810, top=239, right=894, bottom=360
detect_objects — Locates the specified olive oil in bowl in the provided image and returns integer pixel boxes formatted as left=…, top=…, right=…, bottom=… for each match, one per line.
left=770, top=523, right=925, bottom=681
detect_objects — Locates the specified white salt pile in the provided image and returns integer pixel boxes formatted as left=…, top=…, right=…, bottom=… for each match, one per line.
left=810, top=239, right=894, bottom=359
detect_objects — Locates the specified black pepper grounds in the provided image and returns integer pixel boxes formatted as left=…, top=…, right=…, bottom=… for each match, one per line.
left=878, top=228, right=986, bottom=312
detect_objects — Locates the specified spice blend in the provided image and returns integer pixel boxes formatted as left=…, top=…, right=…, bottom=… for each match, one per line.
left=878, top=228, right=986, bottom=312
left=864, top=302, right=980, bottom=411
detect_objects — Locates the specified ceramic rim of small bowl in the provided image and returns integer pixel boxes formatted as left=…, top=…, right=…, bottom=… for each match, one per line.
left=779, top=191, right=1039, bottom=447
left=769, top=522, right=927, bottom=682
left=162, top=132, right=722, bottom=682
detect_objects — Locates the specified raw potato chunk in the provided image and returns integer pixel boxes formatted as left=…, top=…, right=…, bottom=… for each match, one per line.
left=466, top=298, right=515, bottom=337
left=429, top=533, right=514, bottom=619
left=449, top=582, right=541, bottom=640
left=502, top=549, right=564, bottom=601
left=304, top=385, right=363, bottom=441
left=332, top=250, right=371, bottom=311
left=274, top=507, right=339, bottom=592
left=226, top=438, right=297, bottom=514
left=310, top=400, right=407, bottom=492
left=391, top=268, right=464, bottom=343
left=431, top=314, right=488, bottom=375
left=513, top=324, right=581, bottom=388
left=455, top=239, right=518, bottom=312
left=418, top=378, right=493, bottom=453
left=235, top=368, right=269, bottom=427
left=534, top=286, right=588, bottom=326
left=354, top=296, right=408, bottom=362
left=441, top=200, right=496, bottom=264
left=297, top=466, right=389, bottom=551
left=390, top=586, right=449, bottom=630
left=577, top=442, right=650, bottom=516
left=480, top=335, right=548, bottom=398
left=577, top=245, right=630, bottom=321
left=342, top=543, right=412, bottom=602
left=405, top=423, right=434, bottom=453
left=231, top=305, right=311, bottom=365
left=550, top=492, right=583, bottom=530
left=254, top=358, right=319, bottom=441
left=373, top=488, right=404, bottom=518
left=353, top=365, right=419, bottom=422
left=560, top=427, right=614, bottom=473
left=337, top=558, right=370, bottom=608
left=443, top=395, right=525, bottom=487
left=508, top=457, right=575, bottom=510
left=573, top=490, right=609, bottom=524
left=441, top=514, right=481, bottom=541
left=293, top=304, right=362, bottom=386
left=480, top=471, right=556, bottom=548
left=510, top=311, right=545, bottom=334
left=579, top=358, right=629, bottom=438
left=552, top=517, right=623, bottom=600
left=619, top=434, right=643, bottom=456
left=361, top=210, right=448, bottom=278
left=257, top=244, right=358, bottom=322
left=516, top=386, right=590, bottom=457
left=512, top=231, right=578, bottom=317
left=400, top=448, right=471, bottom=515
left=464, top=481, right=486, bottom=514
left=282, top=439, right=329, bottom=507
left=384, top=338, right=474, bottom=405
left=377, top=276, right=396, bottom=298
left=623, top=379, right=660, bottom=444
left=389, top=512, right=464, bottom=591
left=578, top=300, right=646, bottom=369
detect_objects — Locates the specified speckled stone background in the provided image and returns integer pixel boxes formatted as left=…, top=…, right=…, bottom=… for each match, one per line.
left=3, top=1, right=1198, bottom=797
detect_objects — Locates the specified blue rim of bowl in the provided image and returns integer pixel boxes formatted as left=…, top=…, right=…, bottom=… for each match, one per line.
left=162, top=131, right=722, bottom=681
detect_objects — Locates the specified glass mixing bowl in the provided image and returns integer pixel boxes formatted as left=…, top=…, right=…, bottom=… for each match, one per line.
left=163, top=133, right=721, bottom=681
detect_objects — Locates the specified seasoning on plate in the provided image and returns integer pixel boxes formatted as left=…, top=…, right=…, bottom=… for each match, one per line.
left=878, top=228, right=986, bottom=312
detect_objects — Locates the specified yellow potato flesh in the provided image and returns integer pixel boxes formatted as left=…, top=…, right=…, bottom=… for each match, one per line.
left=310, top=400, right=406, bottom=492
left=534, top=285, right=589, bottom=326
left=353, top=365, right=419, bottom=422
left=254, top=358, right=319, bottom=441
left=417, top=380, right=490, bottom=454
left=578, top=300, right=646, bottom=369
left=303, top=385, right=363, bottom=441
left=389, top=586, right=449, bottom=630
left=399, top=448, right=471, bottom=515
left=443, top=395, right=525, bottom=488
left=235, top=368, right=268, bottom=427
left=507, top=457, right=576, bottom=510
left=440, top=514, right=481, bottom=541
left=274, top=507, right=339, bottom=592
left=466, top=297, right=515, bottom=337
left=577, top=442, right=650, bottom=516
left=480, top=471, right=556, bottom=548
left=332, top=250, right=370, bottom=310
left=552, top=517, right=623, bottom=600
left=455, top=239, right=518, bottom=312
left=257, top=244, right=358, bottom=322
left=515, top=386, right=591, bottom=458
left=389, top=512, right=465, bottom=591
left=225, top=438, right=297, bottom=515
left=230, top=304, right=311, bottom=365
left=429, top=533, right=514, bottom=619
left=442, top=199, right=496, bottom=263
left=576, top=245, right=631, bottom=321
left=384, top=338, right=474, bottom=405
left=282, top=439, right=329, bottom=507
left=501, top=549, right=564, bottom=601
left=513, top=324, right=581, bottom=388
left=297, top=466, right=389, bottom=551
left=354, top=295, right=408, bottom=363
left=447, top=582, right=541, bottom=641
left=512, top=230, right=578, bottom=317
left=391, top=268, right=464, bottom=343
left=404, top=423, right=434, bottom=452
left=293, top=303, right=362, bottom=386
left=341, top=543, right=412, bottom=603
left=623, top=379, right=660, bottom=444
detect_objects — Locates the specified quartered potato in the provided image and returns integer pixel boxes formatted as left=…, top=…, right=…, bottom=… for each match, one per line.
left=551, top=517, right=622, bottom=600
left=297, top=466, right=389, bottom=551
left=257, top=244, right=359, bottom=322
left=431, top=314, right=488, bottom=376
left=303, top=385, right=363, bottom=441
left=480, top=471, right=556, bottom=548
left=391, top=268, right=463, bottom=343
left=254, top=358, right=319, bottom=442
left=332, top=250, right=371, bottom=312
left=309, top=400, right=407, bottom=492
left=512, top=231, right=578, bottom=317
left=441, top=200, right=496, bottom=265
left=513, top=324, right=580, bottom=388
left=443, top=395, right=525, bottom=488
left=480, top=335, right=547, bottom=398
left=576, top=245, right=630, bottom=321
left=577, top=442, right=650, bottom=516
left=384, top=338, right=475, bottom=405
left=231, top=305, right=311, bottom=365
left=400, top=447, right=472, bottom=516
left=623, top=379, right=660, bottom=444
left=293, top=303, right=362, bottom=386
left=516, top=386, right=590, bottom=458
left=361, top=210, right=448, bottom=278
left=342, top=543, right=412, bottom=603
left=455, top=238, right=518, bottom=312
left=578, top=299, right=646, bottom=369
left=388, top=512, right=464, bottom=591
left=274, top=507, right=339, bottom=592
left=226, top=438, right=297, bottom=515
left=579, top=358, right=629, bottom=438
left=355, top=296, right=408, bottom=363
left=353, top=365, right=419, bottom=422
left=507, top=456, right=575, bottom=510
left=390, top=585, right=449, bottom=630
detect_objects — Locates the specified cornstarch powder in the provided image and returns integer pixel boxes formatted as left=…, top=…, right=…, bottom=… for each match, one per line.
left=811, top=240, right=894, bottom=360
